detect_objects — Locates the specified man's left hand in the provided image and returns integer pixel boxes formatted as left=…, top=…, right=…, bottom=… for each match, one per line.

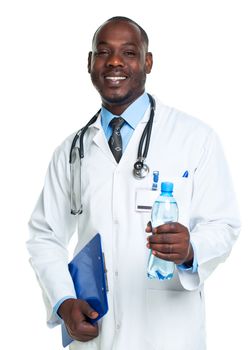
left=146, top=222, right=193, bottom=265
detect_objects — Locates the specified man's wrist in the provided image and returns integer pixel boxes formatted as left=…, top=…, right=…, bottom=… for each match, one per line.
left=58, top=298, right=76, bottom=319
left=177, top=242, right=197, bottom=272
left=54, top=296, right=76, bottom=319
left=184, top=243, right=194, bottom=266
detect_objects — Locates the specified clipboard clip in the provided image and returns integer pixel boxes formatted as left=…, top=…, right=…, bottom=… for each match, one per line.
left=102, top=252, right=109, bottom=292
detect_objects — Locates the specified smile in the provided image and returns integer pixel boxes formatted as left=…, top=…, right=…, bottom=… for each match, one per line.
left=105, top=77, right=127, bottom=81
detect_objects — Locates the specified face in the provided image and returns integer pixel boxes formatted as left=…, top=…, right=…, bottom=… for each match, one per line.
left=88, top=20, right=153, bottom=114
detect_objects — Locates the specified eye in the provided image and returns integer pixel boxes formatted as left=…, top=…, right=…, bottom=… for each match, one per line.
left=95, top=50, right=109, bottom=56
left=124, top=51, right=136, bottom=57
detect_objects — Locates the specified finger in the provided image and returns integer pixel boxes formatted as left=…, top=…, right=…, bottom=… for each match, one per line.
left=152, top=250, right=181, bottom=262
left=77, top=320, right=98, bottom=336
left=68, top=321, right=98, bottom=341
left=147, top=233, right=178, bottom=244
left=145, top=221, right=152, bottom=232
left=80, top=301, right=99, bottom=319
left=148, top=243, right=181, bottom=254
left=64, top=300, right=99, bottom=342
left=67, top=315, right=97, bottom=337
left=69, top=302, right=99, bottom=334
left=153, top=222, right=184, bottom=234
left=153, top=222, right=188, bottom=233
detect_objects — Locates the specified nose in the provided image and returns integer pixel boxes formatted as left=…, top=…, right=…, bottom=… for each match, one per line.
left=106, top=52, right=124, bottom=67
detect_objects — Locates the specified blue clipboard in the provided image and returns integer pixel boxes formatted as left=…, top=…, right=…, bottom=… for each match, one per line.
left=61, top=233, right=108, bottom=347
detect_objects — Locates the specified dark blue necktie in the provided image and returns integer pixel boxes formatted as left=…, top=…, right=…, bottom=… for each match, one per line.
left=108, top=117, right=125, bottom=163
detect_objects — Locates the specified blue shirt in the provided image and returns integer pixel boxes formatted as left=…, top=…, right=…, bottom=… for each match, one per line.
left=101, top=92, right=150, bottom=152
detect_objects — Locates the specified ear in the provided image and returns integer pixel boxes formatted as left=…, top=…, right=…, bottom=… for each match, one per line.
left=145, top=52, right=153, bottom=74
left=87, top=51, right=92, bottom=73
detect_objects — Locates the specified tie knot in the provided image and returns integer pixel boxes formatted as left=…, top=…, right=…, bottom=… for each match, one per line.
left=109, top=117, right=125, bottom=131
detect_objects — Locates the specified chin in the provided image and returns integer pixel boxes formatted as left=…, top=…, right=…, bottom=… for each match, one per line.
left=102, top=90, right=132, bottom=105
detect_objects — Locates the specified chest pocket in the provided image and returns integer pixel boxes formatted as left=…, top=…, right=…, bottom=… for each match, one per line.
left=134, top=175, right=192, bottom=230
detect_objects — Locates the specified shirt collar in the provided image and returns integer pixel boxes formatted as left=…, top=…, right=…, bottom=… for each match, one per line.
left=101, top=92, right=150, bottom=133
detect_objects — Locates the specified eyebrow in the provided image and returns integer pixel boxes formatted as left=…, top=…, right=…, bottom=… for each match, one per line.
left=96, top=41, right=138, bottom=47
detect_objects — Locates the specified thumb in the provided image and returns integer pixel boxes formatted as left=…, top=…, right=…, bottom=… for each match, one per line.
left=80, top=300, right=99, bottom=319
left=145, top=221, right=152, bottom=232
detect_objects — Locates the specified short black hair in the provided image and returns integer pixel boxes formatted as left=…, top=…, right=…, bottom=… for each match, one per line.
left=92, top=16, right=149, bottom=49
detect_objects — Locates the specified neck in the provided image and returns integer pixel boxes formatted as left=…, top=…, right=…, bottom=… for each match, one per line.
left=102, top=102, right=132, bottom=116
left=101, top=92, right=144, bottom=115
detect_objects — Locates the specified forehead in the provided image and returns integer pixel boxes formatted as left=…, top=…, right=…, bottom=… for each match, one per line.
left=93, top=20, right=144, bottom=48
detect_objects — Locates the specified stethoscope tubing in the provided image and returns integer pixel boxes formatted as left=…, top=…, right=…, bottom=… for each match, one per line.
left=69, top=94, right=155, bottom=165
left=137, top=94, right=155, bottom=159
left=69, top=94, right=156, bottom=214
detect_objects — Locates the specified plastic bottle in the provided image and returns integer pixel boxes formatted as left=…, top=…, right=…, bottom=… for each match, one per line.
left=147, top=182, right=178, bottom=280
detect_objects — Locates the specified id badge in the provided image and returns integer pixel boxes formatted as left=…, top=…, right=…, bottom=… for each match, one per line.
left=135, top=189, right=158, bottom=212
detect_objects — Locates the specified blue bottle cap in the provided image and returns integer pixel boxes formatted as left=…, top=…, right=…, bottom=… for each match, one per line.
left=161, top=182, right=173, bottom=193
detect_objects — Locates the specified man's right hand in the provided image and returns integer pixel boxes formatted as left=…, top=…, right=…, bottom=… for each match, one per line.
left=58, top=298, right=99, bottom=342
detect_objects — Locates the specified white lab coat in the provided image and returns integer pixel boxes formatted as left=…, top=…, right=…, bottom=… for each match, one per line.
left=27, top=98, right=240, bottom=350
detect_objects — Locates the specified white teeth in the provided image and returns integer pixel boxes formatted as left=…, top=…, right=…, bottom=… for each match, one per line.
left=105, top=77, right=126, bottom=81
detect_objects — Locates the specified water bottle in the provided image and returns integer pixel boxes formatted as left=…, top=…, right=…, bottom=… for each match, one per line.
left=147, top=182, right=179, bottom=280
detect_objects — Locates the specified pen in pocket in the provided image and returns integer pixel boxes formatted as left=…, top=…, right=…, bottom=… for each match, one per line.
left=152, top=171, right=159, bottom=190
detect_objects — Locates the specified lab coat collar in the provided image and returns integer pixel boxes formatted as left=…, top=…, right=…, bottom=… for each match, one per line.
left=89, top=96, right=160, bottom=165
left=101, top=92, right=149, bottom=133
left=90, top=94, right=159, bottom=131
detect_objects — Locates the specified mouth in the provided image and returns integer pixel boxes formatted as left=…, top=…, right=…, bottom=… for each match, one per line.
left=105, top=76, right=127, bottom=81
left=104, top=76, right=127, bottom=86
left=104, top=73, right=128, bottom=86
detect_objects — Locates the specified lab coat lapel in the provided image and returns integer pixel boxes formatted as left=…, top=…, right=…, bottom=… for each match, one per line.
left=87, top=97, right=160, bottom=165
left=89, top=116, right=115, bottom=163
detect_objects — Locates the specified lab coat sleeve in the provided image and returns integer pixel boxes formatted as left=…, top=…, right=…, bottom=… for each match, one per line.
left=27, top=143, right=77, bottom=327
left=178, top=130, right=241, bottom=290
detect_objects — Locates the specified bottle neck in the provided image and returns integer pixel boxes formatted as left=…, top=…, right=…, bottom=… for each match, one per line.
left=160, top=191, right=173, bottom=197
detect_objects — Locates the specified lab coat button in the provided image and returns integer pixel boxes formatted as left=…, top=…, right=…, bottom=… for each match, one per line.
left=116, top=323, right=120, bottom=330
left=115, top=271, right=118, bottom=277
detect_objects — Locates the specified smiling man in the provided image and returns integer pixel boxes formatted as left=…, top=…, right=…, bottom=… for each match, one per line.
left=27, top=17, right=240, bottom=350
left=87, top=19, right=152, bottom=115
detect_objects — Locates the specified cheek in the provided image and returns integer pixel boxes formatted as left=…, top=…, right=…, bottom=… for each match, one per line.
left=131, top=68, right=147, bottom=84
left=90, top=59, right=103, bottom=75
left=90, top=65, right=102, bottom=83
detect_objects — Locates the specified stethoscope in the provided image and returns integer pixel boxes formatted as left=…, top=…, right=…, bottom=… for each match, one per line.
left=69, top=93, right=156, bottom=215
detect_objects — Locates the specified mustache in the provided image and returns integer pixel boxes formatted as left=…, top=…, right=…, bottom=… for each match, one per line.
left=103, top=68, right=129, bottom=76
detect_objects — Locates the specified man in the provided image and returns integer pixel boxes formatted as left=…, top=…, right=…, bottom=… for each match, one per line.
left=27, top=17, right=240, bottom=350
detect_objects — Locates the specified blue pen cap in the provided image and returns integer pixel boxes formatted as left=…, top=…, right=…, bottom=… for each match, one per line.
left=161, top=182, right=173, bottom=193
left=153, top=171, right=159, bottom=182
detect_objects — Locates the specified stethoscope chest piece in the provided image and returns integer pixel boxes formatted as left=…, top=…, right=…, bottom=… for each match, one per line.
left=133, top=159, right=150, bottom=179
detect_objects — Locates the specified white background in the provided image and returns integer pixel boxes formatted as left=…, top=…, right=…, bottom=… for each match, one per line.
left=0, top=0, right=251, bottom=349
